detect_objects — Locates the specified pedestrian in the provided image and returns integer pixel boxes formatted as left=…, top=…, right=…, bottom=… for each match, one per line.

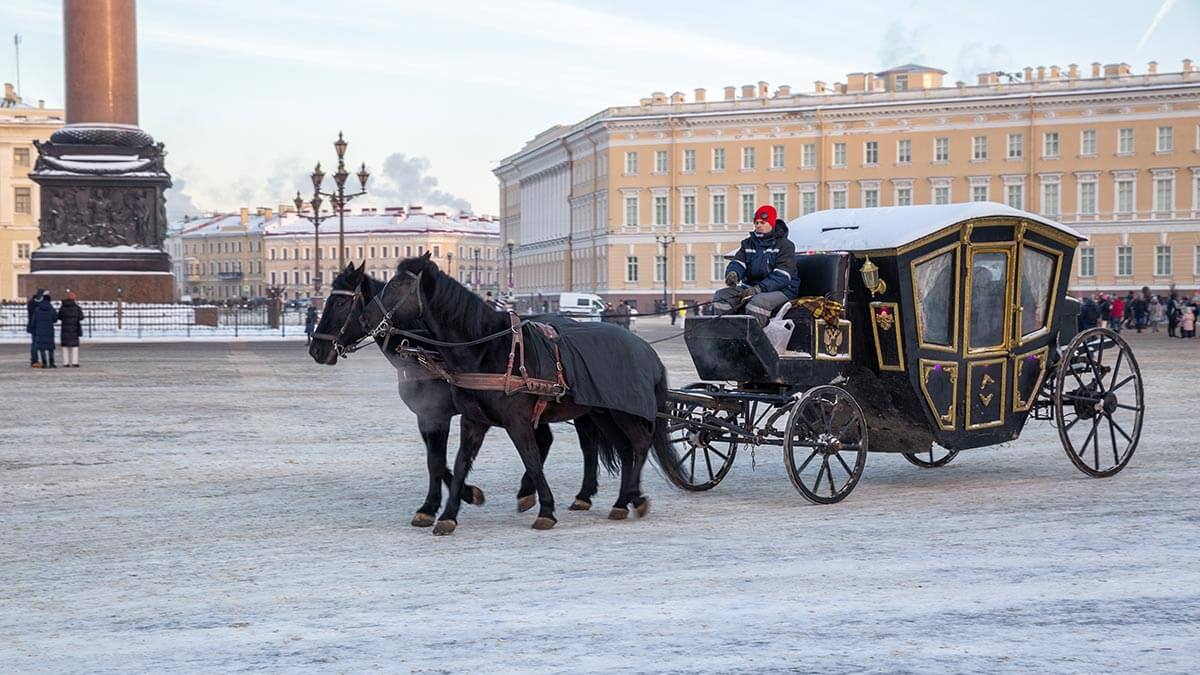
left=58, top=291, right=85, bottom=367
left=1132, top=292, right=1148, bottom=333
left=1123, top=292, right=1135, bottom=330
left=32, top=292, right=59, bottom=369
left=1109, top=294, right=1125, bottom=334
left=1098, top=294, right=1112, bottom=329
left=304, top=305, right=318, bottom=345
left=1149, top=295, right=1164, bottom=333
left=26, top=288, right=46, bottom=368
left=1079, top=295, right=1099, bottom=330
left=1180, top=305, right=1196, bottom=339
left=1167, top=293, right=1180, bottom=337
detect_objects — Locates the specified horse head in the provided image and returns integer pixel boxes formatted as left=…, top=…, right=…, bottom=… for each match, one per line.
left=363, top=253, right=437, bottom=334
left=308, top=261, right=372, bottom=365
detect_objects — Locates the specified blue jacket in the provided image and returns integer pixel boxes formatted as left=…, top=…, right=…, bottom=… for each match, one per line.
left=32, top=300, right=58, bottom=350
left=724, top=221, right=800, bottom=299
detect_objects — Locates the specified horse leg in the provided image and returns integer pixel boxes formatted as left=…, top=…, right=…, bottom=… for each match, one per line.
left=503, top=422, right=557, bottom=530
left=412, top=418, right=450, bottom=527
left=517, top=424, right=553, bottom=513
left=571, top=416, right=600, bottom=511
left=617, top=414, right=654, bottom=518
left=433, top=416, right=489, bottom=536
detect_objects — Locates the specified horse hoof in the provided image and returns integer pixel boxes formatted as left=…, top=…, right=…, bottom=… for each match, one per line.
left=569, top=498, right=592, bottom=511
left=469, top=486, right=486, bottom=506
left=634, top=498, right=651, bottom=518
left=432, top=520, right=457, bottom=536
left=411, top=512, right=436, bottom=527
left=608, top=507, right=629, bottom=521
left=531, top=516, right=557, bottom=530
left=516, top=494, right=537, bottom=512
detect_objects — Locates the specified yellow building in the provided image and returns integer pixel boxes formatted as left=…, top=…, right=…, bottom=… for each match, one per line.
left=169, top=205, right=500, bottom=301
left=0, top=84, right=64, bottom=300
left=496, top=60, right=1200, bottom=310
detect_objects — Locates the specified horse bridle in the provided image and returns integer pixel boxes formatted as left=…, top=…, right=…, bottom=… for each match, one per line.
left=310, top=287, right=367, bottom=357
left=364, top=271, right=424, bottom=342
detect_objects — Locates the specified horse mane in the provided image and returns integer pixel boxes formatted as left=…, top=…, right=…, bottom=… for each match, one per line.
left=397, top=256, right=506, bottom=337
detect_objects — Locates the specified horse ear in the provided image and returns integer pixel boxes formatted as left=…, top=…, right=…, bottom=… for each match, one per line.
left=422, top=251, right=432, bottom=261
left=344, top=262, right=356, bottom=275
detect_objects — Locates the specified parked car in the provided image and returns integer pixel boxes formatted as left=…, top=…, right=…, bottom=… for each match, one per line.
left=557, top=293, right=605, bottom=322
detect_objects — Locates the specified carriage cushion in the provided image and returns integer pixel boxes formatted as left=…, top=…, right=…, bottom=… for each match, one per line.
left=794, top=253, right=849, bottom=302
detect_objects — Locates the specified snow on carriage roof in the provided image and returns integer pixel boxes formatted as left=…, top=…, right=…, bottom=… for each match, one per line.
left=786, top=202, right=1084, bottom=252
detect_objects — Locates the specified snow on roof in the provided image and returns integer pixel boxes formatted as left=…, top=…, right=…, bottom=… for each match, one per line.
left=786, top=202, right=1084, bottom=252
left=264, top=211, right=498, bottom=237
left=875, top=63, right=948, bottom=75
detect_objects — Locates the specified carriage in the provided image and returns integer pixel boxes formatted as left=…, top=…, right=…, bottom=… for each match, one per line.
left=662, top=203, right=1145, bottom=503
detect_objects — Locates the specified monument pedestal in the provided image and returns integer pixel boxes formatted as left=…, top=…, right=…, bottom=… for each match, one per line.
left=19, top=245, right=175, bottom=302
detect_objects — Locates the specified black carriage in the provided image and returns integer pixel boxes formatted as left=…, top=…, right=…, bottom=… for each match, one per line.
left=663, top=203, right=1144, bottom=503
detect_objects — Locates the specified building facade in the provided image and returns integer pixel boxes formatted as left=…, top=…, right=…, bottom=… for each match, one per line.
left=496, top=60, right=1200, bottom=311
left=0, top=85, right=64, bottom=300
left=169, top=206, right=500, bottom=301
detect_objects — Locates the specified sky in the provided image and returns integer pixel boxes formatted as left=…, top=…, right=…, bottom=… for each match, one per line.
left=1, top=0, right=1196, bottom=220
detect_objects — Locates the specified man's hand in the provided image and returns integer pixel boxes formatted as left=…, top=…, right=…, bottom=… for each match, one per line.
left=725, top=271, right=740, bottom=287
left=742, top=285, right=760, bottom=298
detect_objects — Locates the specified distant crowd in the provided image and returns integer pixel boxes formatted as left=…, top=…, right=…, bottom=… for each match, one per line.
left=1078, top=288, right=1198, bottom=338
left=25, top=288, right=85, bottom=368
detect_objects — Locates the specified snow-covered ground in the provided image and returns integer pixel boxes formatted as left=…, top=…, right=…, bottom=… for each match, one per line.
left=1, top=330, right=1196, bottom=673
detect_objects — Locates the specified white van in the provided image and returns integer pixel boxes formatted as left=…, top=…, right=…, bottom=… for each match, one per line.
left=557, top=292, right=605, bottom=321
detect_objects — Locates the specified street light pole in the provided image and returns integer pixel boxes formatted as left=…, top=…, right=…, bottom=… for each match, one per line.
left=473, top=248, right=480, bottom=292
left=446, top=252, right=454, bottom=280
left=506, top=239, right=514, bottom=292
left=654, top=233, right=675, bottom=312
left=304, top=131, right=369, bottom=271
left=294, top=191, right=332, bottom=296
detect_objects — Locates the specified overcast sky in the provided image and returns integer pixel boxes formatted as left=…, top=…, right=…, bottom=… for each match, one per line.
left=1, top=0, right=1196, bottom=219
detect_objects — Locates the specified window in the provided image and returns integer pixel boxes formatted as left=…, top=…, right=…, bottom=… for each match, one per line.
left=915, top=249, right=955, bottom=346
left=1020, top=246, right=1056, bottom=336
left=683, top=255, right=696, bottom=282
left=1155, top=245, right=1173, bottom=276
left=863, top=188, right=879, bottom=208
left=1118, top=128, right=1134, bottom=154
left=741, top=146, right=756, bottom=170
left=433, top=245, right=440, bottom=258
left=1007, top=134, right=1023, bottom=159
left=1157, top=126, right=1173, bottom=153
left=283, top=271, right=290, bottom=285
left=864, top=141, right=878, bottom=165
left=270, top=248, right=276, bottom=260
left=625, top=152, right=638, bottom=175
left=969, top=250, right=1011, bottom=350
left=624, top=195, right=639, bottom=226
left=771, top=145, right=784, bottom=169
left=1195, top=245, right=1200, bottom=276
left=14, top=187, right=31, bottom=214
left=801, top=191, right=816, bottom=215
left=1081, top=129, right=1097, bottom=156
left=771, top=190, right=786, bottom=216
left=1079, top=181, right=1097, bottom=215
left=625, top=256, right=639, bottom=282
left=897, top=139, right=912, bottom=164
left=653, top=195, right=668, bottom=225
left=831, top=187, right=847, bottom=209
left=271, top=271, right=277, bottom=285
left=1043, top=132, right=1060, bottom=159
left=682, top=149, right=696, bottom=172
left=934, top=137, right=949, bottom=162
left=972, top=185, right=988, bottom=202
left=713, top=255, right=725, bottom=281
left=801, top=143, right=816, bottom=168
left=1117, top=246, right=1133, bottom=276
left=1117, top=180, right=1135, bottom=214
left=833, top=143, right=846, bottom=167
left=972, top=136, right=988, bottom=161
left=13, top=147, right=30, bottom=166
left=16, top=242, right=31, bottom=259
left=655, top=255, right=666, bottom=283
left=896, top=187, right=912, bottom=206
left=740, top=192, right=756, bottom=223
left=895, top=74, right=908, bottom=91
left=934, top=186, right=950, bottom=205
left=712, top=148, right=726, bottom=171
left=406, top=245, right=413, bottom=257
left=1079, top=247, right=1095, bottom=277
left=682, top=195, right=696, bottom=225
left=1041, top=183, right=1060, bottom=217
left=655, top=150, right=667, bottom=173
left=1154, top=176, right=1174, bottom=214
left=357, top=246, right=364, bottom=259
left=367, top=246, right=374, bottom=259
left=393, top=246, right=400, bottom=257
left=711, top=194, right=726, bottom=224
left=282, top=248, right=289, bottom=261
left=1006, top=183, right=1024, bottom=209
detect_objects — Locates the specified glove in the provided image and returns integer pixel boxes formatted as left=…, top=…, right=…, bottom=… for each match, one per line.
left=725, top=271, right=740, bottom=287
left=742, top=285, right=760, bottom=298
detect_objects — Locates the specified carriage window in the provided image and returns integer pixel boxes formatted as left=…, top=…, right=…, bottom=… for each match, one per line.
left=1020, top=246, right=1056, bottom=336
left=969, top=252, right=1010, bottom=350
left=915, top=250, right=955, bottom=346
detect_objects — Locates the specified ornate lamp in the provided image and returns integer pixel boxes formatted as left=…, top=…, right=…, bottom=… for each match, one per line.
left=293, top=192, right=305, bottom=212
left=310, top=163, right=325, bottom=191
left=334, top=131, right=347, bottom=159
left=860, top=255, right=887, bottom=297
left=357, top=162, right=370, bottom=189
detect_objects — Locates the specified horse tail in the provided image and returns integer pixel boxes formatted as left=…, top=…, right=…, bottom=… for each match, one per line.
left=650, top=372, right=688, bottom=489
left=577, top=414, right=620, bottom=476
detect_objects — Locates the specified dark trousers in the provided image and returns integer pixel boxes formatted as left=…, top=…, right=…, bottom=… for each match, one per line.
left=31, top=338, right=37, bottom=364
left=1168, top=316, right=1178, bottom=337
left=38, top=347, right=55, bottom=367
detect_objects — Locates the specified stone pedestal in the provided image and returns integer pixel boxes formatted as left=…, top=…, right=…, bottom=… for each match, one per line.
left=19, top=245, right=175, bottom=302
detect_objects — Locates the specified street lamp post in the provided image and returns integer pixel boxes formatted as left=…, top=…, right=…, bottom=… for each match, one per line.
left=302, top=131, right=369, bottom=271
left=293, top=191, right=333, bottom=296
left=506, top=239, right=515, bottom=292
left=446, top=252, right=454, bottom=280
left=473, top=248, right=480, bottom=293
left=654, top=233, right=675, bottom=313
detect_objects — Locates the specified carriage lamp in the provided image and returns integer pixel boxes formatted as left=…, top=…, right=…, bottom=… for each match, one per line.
left=860, top=256, right=887, bottom=297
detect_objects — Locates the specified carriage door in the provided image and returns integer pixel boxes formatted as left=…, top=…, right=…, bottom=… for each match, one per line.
left=963, top=244, right=1015, bottom=431
left=1010, top=235, right=1063, bottom=419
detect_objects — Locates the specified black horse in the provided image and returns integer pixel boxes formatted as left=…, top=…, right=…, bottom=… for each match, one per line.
left=360, top=255, right=686, bottom=534
left=308, top=263, right=615, bottom=527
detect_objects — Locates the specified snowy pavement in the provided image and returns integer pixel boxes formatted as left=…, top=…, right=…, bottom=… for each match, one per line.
left=1, top=330, right=1197, bottom=673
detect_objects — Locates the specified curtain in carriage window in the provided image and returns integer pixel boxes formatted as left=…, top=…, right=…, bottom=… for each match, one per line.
left=1020, top=246, right=1056, bottom=336
left=969, top=252, right=1010, bottom=350
left=915, top=250, right=955, bottom=346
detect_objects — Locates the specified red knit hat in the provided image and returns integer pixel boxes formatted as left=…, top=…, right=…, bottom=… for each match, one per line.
left=754, top=204, right=777, bottom=224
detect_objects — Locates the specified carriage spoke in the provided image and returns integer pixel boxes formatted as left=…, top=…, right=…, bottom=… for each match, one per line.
left=1110, top=375, right=1137, bottom=393
left=1062, top=414, right=1082, bottom=433
left=1107, top=417, right=1120, bottom=467
left=928, top=447, right=935, bottom=464
left=1076, top=418, right=1099, bottom=459
left=1091, top=417, right=1100, bottom=469
left=797, top=449, right=819, bottom=474
left=1108, top=351, right=1123, bottom=393
left=824, top=457, right=837, bottom=496
left=1109, top=416, right=1133, bottom=443
left=813, top=459, right=828, bottom=493
left=688, top=448, right=697, bottom=482
left=707, top=447, right=729, bottom=462
left=1114, top=402, right=1142, bottom=412
left=703, top=447, right=716, bottom=481
left=834, top=451, right=854, bottom=477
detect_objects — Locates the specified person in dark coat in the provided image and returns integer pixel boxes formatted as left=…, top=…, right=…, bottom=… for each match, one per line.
left=1166, top=293, right=1180, bottom=337
left=712, top=204, right=800, bottom=327
left=58, top=291, right=85, bottom=367
left=1131, top=292, right=1148, bottom=333
left=1079, top=296, right=1100, bottom=331
left=31, top=293, right=59, bottom=368
left=304, top=305, right=319, bottom=345
left=26, top=288, right=45, bottom=367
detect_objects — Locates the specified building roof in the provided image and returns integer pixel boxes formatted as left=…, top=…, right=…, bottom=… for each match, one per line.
left=785, top=202, right=1084, bottom=252
left=874, top=63, right=948, bottom=76
left=171, top=210, right=498, bottom=239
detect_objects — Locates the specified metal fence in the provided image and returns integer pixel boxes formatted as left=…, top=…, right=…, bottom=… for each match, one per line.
left=1, top=301, right=309, bottom=338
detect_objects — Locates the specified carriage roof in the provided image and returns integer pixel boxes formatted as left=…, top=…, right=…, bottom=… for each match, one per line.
left=785, top=202, right=1085, bottom=253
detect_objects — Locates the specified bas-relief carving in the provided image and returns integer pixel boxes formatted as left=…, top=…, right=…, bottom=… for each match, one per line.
left=41, top=186, right=164, bottom=248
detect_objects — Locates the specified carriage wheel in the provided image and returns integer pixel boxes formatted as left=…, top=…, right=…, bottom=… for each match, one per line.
left=902, top=447, right=959, bottom=468
left=665, top=384, right=739, bottom=491
left=1054, top=328, right=1144, bottom=478
left=784, top=385, right=868, bottom=504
